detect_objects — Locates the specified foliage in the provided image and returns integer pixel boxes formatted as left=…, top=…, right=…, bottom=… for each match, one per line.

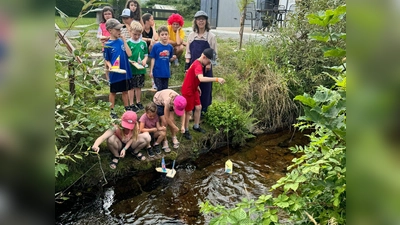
left=200, top=5, right=346, bottom=225
left=55, top=4, right=113, bottom=178
left=262, top=0, right=346, bottom=95
left=205, top=101, right=256, bottom=146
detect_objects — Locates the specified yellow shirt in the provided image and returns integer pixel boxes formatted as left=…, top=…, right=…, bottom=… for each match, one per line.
left=167, top=25, right=185, bottom=43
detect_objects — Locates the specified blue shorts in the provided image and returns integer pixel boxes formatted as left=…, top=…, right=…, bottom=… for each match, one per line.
left=156, top=104, right=173, bottom=117
left=154, top=78, right=169, bottom=91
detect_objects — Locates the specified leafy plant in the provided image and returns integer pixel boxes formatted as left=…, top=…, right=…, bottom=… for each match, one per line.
left=205, top=101, right=256, bottom=146
left=55, top=3, right=112, bottom=178
left=200, top=4, right=346, bottom=224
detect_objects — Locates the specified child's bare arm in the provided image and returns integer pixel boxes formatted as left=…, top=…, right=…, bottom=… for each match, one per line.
left=105, top=60, right=112, bottom=70
left=198, top=74, right=225, bottom=84
left=139, top=121, right=157, bottom=133
left=92, top=129, right=114, bottom=153
left=150, top=58, right=155, bottom=78
left=142, top=55, right=148, bottom=66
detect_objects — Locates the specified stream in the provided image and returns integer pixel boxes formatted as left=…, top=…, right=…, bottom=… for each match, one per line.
left=55, top=130, right=308, bottom=224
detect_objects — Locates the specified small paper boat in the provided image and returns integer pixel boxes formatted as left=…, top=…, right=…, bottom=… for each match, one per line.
left=155, top=167, right=176, bottom=178
left=156, top=159, right=176, bottom=178
left=109, top=55, right=126, bottom=73
left=129, top=60, right=145, bottom=69
left=225, top=159, right=233, bottom=174
left=108, top=68, right=126, bottom=74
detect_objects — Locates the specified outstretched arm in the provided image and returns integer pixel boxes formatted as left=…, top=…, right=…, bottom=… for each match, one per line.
left=197, top=74, right=225, bottom=84
left=91, top=128, right=115, bottom=153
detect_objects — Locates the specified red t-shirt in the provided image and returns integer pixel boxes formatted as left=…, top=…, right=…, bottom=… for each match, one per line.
left=181, top=60, right=203, bottom=96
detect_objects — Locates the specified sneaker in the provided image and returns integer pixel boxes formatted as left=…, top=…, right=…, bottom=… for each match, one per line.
left=136, top=102, right=144, bottom=110
left=110, top=112, right=118, bottom=119
left=130, top=104, right=139, bottom=112
left=193, top=126, right=206, bottom=133
left=147, top=147, right=155, bottom=158
left=154, top=144, right=161, bottom=155
left=183, top=131, right=192, bottom=140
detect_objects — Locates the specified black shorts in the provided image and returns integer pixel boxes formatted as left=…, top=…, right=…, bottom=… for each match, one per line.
left=131, top=74, right=145, bottom=88
left=110, top=79, right=132, bottom=93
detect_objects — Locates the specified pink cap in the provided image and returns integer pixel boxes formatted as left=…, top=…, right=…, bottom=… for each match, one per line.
left=173, top=96, right=187, bottom=116
left=121, top=111, right=137, bottom=130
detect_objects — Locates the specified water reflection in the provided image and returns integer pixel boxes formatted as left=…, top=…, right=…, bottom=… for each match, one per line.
left=56, top=131, right=307, bottom=224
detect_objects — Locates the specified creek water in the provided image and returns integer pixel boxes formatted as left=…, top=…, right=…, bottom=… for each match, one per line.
left=55, top=130, right=308, bottom=224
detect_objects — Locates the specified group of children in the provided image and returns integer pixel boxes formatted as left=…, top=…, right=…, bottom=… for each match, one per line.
left=92, top=1, right=226, bottom=169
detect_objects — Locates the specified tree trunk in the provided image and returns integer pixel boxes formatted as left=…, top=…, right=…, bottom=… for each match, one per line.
left=239, top=8, right=247, bottom=49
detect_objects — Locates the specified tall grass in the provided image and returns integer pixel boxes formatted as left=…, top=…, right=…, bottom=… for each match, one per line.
left=214, top=40, right=299, bottom=132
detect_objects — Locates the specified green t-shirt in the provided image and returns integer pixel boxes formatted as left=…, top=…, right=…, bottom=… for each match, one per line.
left=127, top=39, right=148, bottom=75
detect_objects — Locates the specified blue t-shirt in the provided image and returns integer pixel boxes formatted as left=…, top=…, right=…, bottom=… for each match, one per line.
left=104, top=38, right=132, bottom=84
left=149, top=42, right=174, bottom=78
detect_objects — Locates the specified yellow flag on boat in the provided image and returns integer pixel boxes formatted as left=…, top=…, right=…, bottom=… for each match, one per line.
left=111, top=56, right=120, bottom=70
left=225, top=159, right=233, bottom=174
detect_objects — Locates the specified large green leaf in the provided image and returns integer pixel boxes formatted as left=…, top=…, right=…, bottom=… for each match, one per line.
left=294, top=95, right=316, bottom=107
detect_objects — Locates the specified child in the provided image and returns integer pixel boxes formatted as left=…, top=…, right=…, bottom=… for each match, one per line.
left=139, top=102, right=167, bottom=157
left=167, top=13, right=186, bottom=65
left=142, top=13, right=158, bottom=90
left=153, top=89, right=187, bottom=150
left=92, top=111, right=151, bottom=169
left=149, top=25, right=177, bottom=91
left=181, top=48, right=225, bottom=140
left=127, top=21, right=148, bottom=112
left=97, top=6, right=114, bottom=81
left=142, top=13, right=158, bottom=52
left=120, top=8, right=133, bottom=40
left=103, top=18, right=133, bottom=119
left=125, top=0, right=144, bottom=26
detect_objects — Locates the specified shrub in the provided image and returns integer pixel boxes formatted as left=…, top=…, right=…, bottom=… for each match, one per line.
left=205, top=101, right=256, bottom=146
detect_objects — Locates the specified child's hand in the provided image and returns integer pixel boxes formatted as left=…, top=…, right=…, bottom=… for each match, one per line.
left=92, top=146, right=100, bottom=153
left=218, top=78, right=226, bottom=84
left=141, top=61, right=147, bottom=67
left=149, top=72, right=153, bottom=78
left=180, top=126, right=185, bottom=133
left=120, top=149, right=126, bottom=158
